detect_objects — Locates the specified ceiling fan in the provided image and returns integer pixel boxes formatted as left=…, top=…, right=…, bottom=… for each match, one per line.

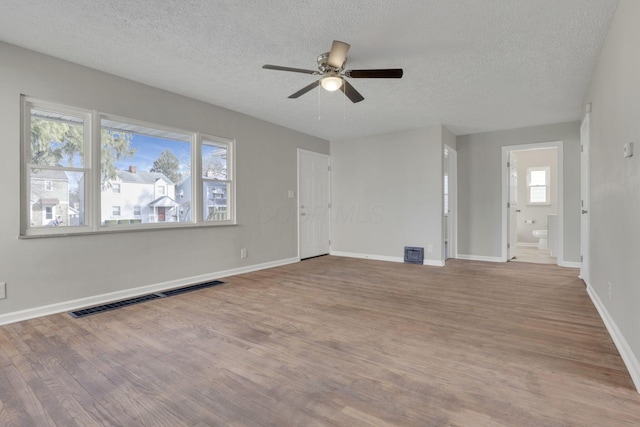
left=262, top=40, right=403, bottom=103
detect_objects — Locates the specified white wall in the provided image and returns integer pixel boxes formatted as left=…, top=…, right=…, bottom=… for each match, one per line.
left=583, top=0, right=640, bottom=388
left=0, top=41, right=328, bottom=320
left=330, top=126, right=446, bottom=265
left=515, top=148, right=558, bottom=244
left=456, top=122, right=581, bottom=262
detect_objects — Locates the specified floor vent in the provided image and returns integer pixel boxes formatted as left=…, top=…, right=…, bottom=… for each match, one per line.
left=158, top=280, right=225, bottom=297
left=69, top=280, right=225, bottom=318
left=69, top=293, right=163, bottom=318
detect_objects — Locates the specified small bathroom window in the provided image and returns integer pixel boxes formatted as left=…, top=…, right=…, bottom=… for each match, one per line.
left=527, top=166, right=550, bottom=205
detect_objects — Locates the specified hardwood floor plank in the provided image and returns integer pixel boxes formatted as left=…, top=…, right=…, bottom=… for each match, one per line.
left=1, top=256, right=639, bottom=425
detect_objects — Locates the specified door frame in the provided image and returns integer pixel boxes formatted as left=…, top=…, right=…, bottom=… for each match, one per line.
left=444, top=145, right=458, bottom=259
left=580, top=113, right=590, bottom=284
left=501, top=141, right=564, bottom=265
left=297, top=149, right=331, bottom=260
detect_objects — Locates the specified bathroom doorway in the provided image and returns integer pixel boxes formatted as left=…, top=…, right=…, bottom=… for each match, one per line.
left=501, top=142, right=563, bottom=265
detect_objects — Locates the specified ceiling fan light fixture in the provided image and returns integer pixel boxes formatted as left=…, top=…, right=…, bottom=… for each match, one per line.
left=321, top=74, right=343, bottom=92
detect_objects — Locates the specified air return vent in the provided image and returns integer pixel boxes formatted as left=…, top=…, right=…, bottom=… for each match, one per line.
left=404, top=246, right=424, bottom=264
left=69, top=280, right=225, bottom=318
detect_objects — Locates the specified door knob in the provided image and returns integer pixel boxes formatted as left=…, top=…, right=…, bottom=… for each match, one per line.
left=300, top=212, right=307, bottom=216
left=582, top=210, right=588, bottom=214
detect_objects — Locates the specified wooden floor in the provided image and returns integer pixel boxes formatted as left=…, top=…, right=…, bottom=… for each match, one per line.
left=1, top=256, right=639, bottom=426
left=511, top=245, right=556, bottom=265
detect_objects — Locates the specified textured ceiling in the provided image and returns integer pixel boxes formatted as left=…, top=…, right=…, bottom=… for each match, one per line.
left=0, top=0, right=618, bottom=140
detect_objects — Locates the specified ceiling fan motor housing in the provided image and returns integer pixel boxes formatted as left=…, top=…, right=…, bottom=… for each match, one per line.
left=317, top=52, right=345, bottom=73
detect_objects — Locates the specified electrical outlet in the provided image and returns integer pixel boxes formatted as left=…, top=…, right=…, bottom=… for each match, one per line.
left=427, top=244, right=434, bottom=254
left=0, top=282, right=6, bottom=300
left=288, top=190, right=295, bottom=198
left=240, top=248, right=248, bottom=259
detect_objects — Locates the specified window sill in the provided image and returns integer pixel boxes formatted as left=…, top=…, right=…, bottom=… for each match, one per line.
left=19, top=221, right=238, bottom=239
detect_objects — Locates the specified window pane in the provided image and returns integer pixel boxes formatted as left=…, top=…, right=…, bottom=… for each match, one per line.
left=202, top=143, right=227, bottom=180
left=100, top=118, right=192, bottom=226
left=30, top=108, right=84, bottom=167
left=530, top=186, right=547, bottom=203
left=29, top=169, right=86, bottom=227
left=529, top=170, right=546, bottom=186
left=203, top=181, right=229, bottom=221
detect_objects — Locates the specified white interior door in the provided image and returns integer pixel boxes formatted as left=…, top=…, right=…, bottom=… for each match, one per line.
left=298, top=150, right=330, bottom=259
left=580, top=114, right=590, bottom=284
left=508, top=152, right=518, bottom=260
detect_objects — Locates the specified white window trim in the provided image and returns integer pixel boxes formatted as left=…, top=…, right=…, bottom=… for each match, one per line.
left=200, top=134, right=235, bottom=224
left=21, top=97, right=236, bottom=237
left=526, top=166, right=551, bottom=206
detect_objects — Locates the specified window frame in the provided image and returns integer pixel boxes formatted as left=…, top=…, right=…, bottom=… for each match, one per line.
left=201, top=135, right=235, bottom=224
left=21, top=97, right=236, bottom=237
left=526, top=166, right=551, bottom=205
left=22, top=98, right=93, bottom=236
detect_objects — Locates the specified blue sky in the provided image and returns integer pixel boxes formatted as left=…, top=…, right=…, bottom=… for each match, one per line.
left=115, top=134, right=191, bottom=173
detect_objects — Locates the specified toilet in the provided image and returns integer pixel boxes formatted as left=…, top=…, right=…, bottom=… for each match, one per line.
left=532, top=229, right=548, bottom=250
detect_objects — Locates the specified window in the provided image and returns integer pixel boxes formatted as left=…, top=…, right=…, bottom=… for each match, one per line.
left=100, top=116, right=192, bottom=227
left=202, top=137, right=233, bottom=222
left=527, top=167, right=550, bottom=205
left=24, top=100, right=89, bottom=234
left=21, top=97, right=235, bottom=237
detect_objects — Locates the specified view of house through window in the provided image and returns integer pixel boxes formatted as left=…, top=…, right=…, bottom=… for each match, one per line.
left=28, top=107, right=88, bottom=228
left=202, top=141, right=230, bottom=222
left=99, top=118, right=192, bottom=226
left=23, top=98, right=235, bottom=236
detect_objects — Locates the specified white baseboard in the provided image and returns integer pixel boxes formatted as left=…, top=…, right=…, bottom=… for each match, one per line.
left=559, top=261, right=581, bottom=268
left=456, top=254, right=505, bottom=263
left=586, top=283, right=640, bottom=393
left=330, top=251, right=403, bottom=263
left=0, top=257, right=299, bottom=326
left=330, top=251, right=444, bottom=267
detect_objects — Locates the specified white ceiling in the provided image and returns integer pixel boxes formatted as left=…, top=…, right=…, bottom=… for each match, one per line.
left=0, top=0, right=618, bottom=141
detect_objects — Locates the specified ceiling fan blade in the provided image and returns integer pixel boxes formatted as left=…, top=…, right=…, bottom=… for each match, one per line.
left=340, top=80, right=364, bottom=103
left=288, top=80, right=320, bottom=98
left=347, top=69, right=404, bottom=78
left=263, top=64, right=317, bottom=74
left=327, top=40, right=350, bottom=69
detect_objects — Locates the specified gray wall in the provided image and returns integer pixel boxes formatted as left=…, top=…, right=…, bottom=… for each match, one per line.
left=330, top=126, right=445, bottom=264
left=0, top=41, right=328, bottom=317
left=583, top=0, right=640, bottom=372
left=456, top=122, right=581, bottom=262
left=515, top=148, right=558, bottom=244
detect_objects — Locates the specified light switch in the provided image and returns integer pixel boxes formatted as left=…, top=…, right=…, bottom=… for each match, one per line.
left=288, top=190, right=295, bottom=198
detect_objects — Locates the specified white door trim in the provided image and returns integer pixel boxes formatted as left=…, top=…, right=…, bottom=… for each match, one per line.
left=580, top=113, right=591, bottom=283
left=501, top=141, right=564, bottom=265
left=444, top=145, right=458, bottom=259
left=297, top=149, right=331, bottom=260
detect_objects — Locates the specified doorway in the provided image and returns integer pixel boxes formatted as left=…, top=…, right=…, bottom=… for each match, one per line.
left=298, top=149, right=331, bottom=259
left=580, top=114, right=590, bottom=283
left=444, top=146, right=457, bottom=259
left=502, top=142, right=564, bottom=265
